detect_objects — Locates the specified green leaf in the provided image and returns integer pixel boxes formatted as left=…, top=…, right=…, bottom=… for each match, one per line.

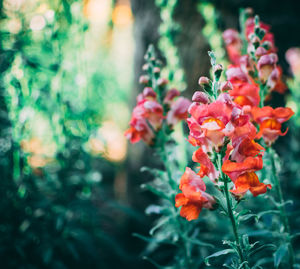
left=205, top=249, right=235, bottom=266
left=141, top=183, right=170, bottom=200
left=132, top=233, right=175, bottom=245
left=257, top=210, right=280, bottom=219
left=249, top=244, right=276, bottom=257
left=143, top=256, right=173, bottom=269
left=182, top=235, right=214, bottom=248
left=274, top=243, right=288, bottom=268
left=238, top=261, right=249, bottom=269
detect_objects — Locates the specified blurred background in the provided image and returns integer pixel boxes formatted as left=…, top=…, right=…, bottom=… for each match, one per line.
left=0, top=0, right=300, bottom=268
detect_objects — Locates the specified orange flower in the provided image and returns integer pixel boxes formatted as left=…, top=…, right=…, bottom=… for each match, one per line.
left=175, top=167, right=215, bottom=221
left=222, top=156, right=263, bottom=182
left=222, top=156, right=270, bottom=197
left=223, top=29, right=242, bottom=65
left=124, top=117, right=154, bottom=145
left=252, top=106, right=294, bottom=144
left=228, top=137, right=265, bottom=163
left=229, top=83, right=260, bottom=107
left=230, top=172, right=271, bottom=197
left=192, top=148, right=219, bottom=182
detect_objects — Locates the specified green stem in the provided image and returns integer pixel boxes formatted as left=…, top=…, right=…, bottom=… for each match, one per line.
left=268, top=147, right=295, bottom=268
left=218, top=155, right=247, bottom=267
left=224, top=180, right=246, bottom=266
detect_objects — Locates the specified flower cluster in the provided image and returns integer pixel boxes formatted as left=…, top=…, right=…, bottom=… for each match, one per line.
left=125, top=69, right=190, bottom=145
left=176, top=59, right=272, bottom=221
left=223, top=13, right=286, bottom=97
left=222, top=12, right=294, bottom=145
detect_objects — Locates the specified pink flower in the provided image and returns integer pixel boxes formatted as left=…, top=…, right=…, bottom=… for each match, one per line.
left=166, top=97, right=191, bottom=127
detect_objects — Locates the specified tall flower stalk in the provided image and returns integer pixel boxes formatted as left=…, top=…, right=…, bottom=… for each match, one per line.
left=222, top=9, right=295, bottom=267
left=175, top=51, right=272, bottom=268
left=125, top=45, right=213, bottom=268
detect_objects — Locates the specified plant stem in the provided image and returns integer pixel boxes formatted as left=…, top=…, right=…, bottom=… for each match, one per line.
left=224, top=180, right=246, bottom=266
left=218, top=155, right=247, bottom=267
left=267, top=147, right=295, bottom=268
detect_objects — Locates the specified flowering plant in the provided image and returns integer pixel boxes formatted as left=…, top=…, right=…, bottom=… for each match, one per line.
left=126, top=9, right=297, bottom=269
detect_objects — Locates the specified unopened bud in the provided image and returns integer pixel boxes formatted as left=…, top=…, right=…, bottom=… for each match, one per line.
left=164, top=88, right=180, bottom=104
left=198, top=76, right=210, bottom=86
left=157, top=78, right=168, bottom=87
left=142, top=64, right=149, bottom=71
left=139, top=75, right=149, bottom=84
left=192, top=91, right=209, bottom=104
left=153, top=67, right=160, bottom=73
left=220, top=81, right=233, bottom=92
left=255, top=46, right=267, bottom=58
left=143, top=87, right=156, bottom=99
left=214, top=64, right=223, bottom=80
left=262, top=41, right=272, bottom=51
left=250, top=34, right=260, bottom=48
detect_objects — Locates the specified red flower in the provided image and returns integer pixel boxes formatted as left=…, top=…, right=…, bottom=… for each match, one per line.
left=187, top=98, right=233, bottom=151
left=245, top=18, right=276, bottom=51
left=223, top=29, right=242, bottom=65
left=229, top=82, right=260, bottom=107
left=252, top=106, right=294, bottom=144
left=222, top=156, right=263, bottom=182
left=257, top=53, right=278, bottom=83
left=228, top=137, right=265, bottom=163
left=166, top=97, right=191, bottom=127
left=222, top=156, right=271, bottom=197
left=175, top=167, right=215, bottom=221
left=124, top=117, right=155, bottom=145
left=230, top=172, right=272, bottom=197
left=192, top=148, right=219, bottom=182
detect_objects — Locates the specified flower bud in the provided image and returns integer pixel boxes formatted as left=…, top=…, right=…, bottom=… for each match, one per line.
left=220, top=81, right=233, bottom=92
left=255, top=46, right=267, bottom=58
left=164, top=88, right=180, bottom=104
left=153, top=67, right=160, bottom=73
left=198, top=76, right=210, bottom=86
left=139, top=75, right=149, bottom=84
left=142, top=64, right=148, bottom=71
left=143, top=87, right=156, bottom=99
left=157, top=78, right=168, bottom=87
left=222, top=29, right=240, bottom=46
left=192, top=91, right=209, bottom=104
left=262, top=41, right=272, bottom=51
left=257, top=53, right=278, bottom=82
left=249, top=34, right=260, bottom=48
left=214, top=64, right=223, bottom=74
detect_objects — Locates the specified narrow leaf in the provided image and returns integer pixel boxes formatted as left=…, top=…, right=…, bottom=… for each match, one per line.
left=274, top=243, right=288, bottom=268
left=205, top=249, right=235, bottom=266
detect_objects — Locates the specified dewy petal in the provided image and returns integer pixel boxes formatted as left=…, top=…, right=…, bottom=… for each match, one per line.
left=192, top=148, right=219, bottom=181
left=175, top=167, right=215, bottom=221
left=163, top=88, right=180, bottom=105
left=222, top=156, right=263, bottom=182
left=167, top=97, right=191, bottom=126
left=179, top=167, right=206, bottom=192
left=180, top=203, right=202, bottom=221
left=230, top=172, right=271, bottom=197
left=175, top=193, right=189, bottom=207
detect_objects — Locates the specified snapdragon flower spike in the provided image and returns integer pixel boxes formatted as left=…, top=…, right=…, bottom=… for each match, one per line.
left=223, top=14, right=286, bottom=95
left=125, top=46, right=190, bottom=145
left=175, top=167, right=215, bottom=221
left=252, top=106, right=294, bottom=145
